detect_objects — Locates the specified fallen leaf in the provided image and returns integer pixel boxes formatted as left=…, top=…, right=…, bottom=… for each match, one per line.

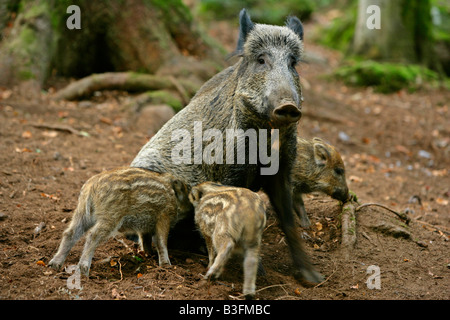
left=22, top=131, right=32, bottom=139
left=313, top=244, right=320, bottom=249
left=349, top=175, right=363, bottom=183
left=1, top=89, right=12, bottom=99
left=110, top=259, right=117, bottom=267
left=36, top=260, right=46, bottom=267
left=41, top=193, right=60, bottom=201
left=431, top=169, right=447, bottom=177
left=294, top=288, right=301, bottom=296
left=58, top=111, right=69, bottom=118
left=404, top=258, right=410, bottom=262
left=350, top=284, right=359, bottom=289
left=15, top=147, right=32, bottom=153
left=137, top=273, right=143, bottom=279
left=395, top=145, right=411, bottom=155
left=99, top=117, right=113, bottom=125
left=315, top=222, right=323, bottom=231
left=361, top=137, right=370, bottom=144
left=436, top=198, right=448, bottom=206
left=42, top=130, right=58, bottom=138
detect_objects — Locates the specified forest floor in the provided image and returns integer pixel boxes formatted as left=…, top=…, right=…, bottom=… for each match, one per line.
left=0, top=20, right=449, bottom=300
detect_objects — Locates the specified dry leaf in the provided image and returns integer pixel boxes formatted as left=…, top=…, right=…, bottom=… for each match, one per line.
left=436, top=198, right=448, bottom=206
left=15, top=147, right=32, bottom=153
left=349, top=175, right=363, bottom=183
left=350, top=284, right=359, bottom=289
left=36, top=260, right=46, bottom=267
left=137, top=273, right=143, bottom=279
left=22, top=131, right=32, bottom=139
left=42, top=130, right=58, bottom=138
left=294, top=288, right=301, bottom=296
left=361, top=137, right=370, bottom=144
left=431, top=169, right=447, bottom=177
left=41, top=193, right=60, bottom=201
left=110, top=259, right=117, bottom=267
left=395, top=145, right=411, bottom=156
left=99, top=117, right=113, bottom=125
left=315, top=222, right=323, bottom=231
left=1, top=89, right=12, bottom=99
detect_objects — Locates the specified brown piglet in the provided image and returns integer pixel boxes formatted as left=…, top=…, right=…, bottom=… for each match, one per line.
left=189, top=182, right=266, bottom=300
left=48, top=167, right=192, bottom=276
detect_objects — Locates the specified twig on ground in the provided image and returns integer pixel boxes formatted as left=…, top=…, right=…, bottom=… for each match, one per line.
left=356, top=202, right=410, bottom=224
left=29, top=122, right=85, bottom=136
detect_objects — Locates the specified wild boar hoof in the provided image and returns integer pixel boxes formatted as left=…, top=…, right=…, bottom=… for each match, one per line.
left=295, top=268, right=324, bottom=286
left=48, top=260, right=62, bottom=271
left=245, top=293, right=255, bottom=300
left=299, top=216, right=311, bottom=228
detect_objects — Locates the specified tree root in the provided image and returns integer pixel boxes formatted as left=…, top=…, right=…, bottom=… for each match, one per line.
left=340, top=193, right=414, bottom=259
left=356, top=202, right=410, bottom=224
left=340, top=200, right=358, bottom=260
left=53, top=72, right=199, bottom=101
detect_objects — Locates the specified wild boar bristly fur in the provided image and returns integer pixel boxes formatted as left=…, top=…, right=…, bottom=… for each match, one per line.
left=131, top=9, right=323, bottom=284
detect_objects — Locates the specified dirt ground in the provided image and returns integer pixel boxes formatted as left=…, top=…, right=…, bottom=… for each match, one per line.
left=0, top=21, right=449, bottom=301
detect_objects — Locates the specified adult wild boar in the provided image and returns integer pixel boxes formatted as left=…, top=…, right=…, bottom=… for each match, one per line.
left=131, top=9, right=323, bottom=283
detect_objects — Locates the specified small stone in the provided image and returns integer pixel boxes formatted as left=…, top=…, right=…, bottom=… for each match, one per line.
left=415, top=240, right=428, bottom=248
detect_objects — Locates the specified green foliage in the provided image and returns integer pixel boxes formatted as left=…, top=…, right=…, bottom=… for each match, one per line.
left=197, top=0, right=315, bottom=24
left=315, top=3, right=357, bottom=52
left=145, top=90, right=183, bottom=112
left=333, top=60, right=440, bottom=93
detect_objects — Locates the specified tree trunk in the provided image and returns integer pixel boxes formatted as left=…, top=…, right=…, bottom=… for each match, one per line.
left=0, top=0, right=54, bottom=88
left=352, top=0, right=440, bottom=70
left=0, top=0, right=225, bottom=90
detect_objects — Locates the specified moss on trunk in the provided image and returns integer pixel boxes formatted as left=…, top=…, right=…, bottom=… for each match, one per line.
left=0, top=0, right=225, bottom=89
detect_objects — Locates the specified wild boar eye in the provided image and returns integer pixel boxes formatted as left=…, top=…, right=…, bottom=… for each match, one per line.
left=334, top=168, right=344, bottom=175
left=257, top=57, right=265, bottom=65
left=289, top=56, right=298, bottom=68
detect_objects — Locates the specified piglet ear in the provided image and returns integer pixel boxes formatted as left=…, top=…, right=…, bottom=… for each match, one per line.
left=236, top=8, right=254, bottom=53
left=313, top=142, right=331, bottom=166
left=172, top=179, right=190, bottom=202
left=286, top=16, right=303, bottom=41
left=188, top=187, right=203, bottom=204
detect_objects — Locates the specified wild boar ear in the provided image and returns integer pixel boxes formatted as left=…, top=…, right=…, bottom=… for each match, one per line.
left=313, top=142, right=331, bottom=166
left=172, top=179, right=189, bottom=202
left=189, top=187, right=203, bottom=204
left=312, top=137, right=324, bottom=144
left=286, top=16, right=303, bottom=41
left=236, top=9, right=254, bottom=53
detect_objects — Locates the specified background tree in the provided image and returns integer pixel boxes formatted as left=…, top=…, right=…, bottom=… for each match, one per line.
left=0, top=0, right=225, bottom=92
left=352, top=0, right=442, bottom=73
